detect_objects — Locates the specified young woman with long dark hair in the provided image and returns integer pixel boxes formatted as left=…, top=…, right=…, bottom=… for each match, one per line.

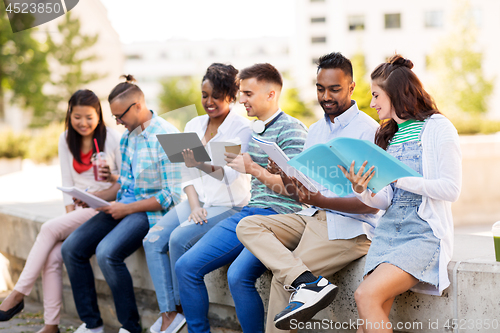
left=0, top=90, right=121, bottom=333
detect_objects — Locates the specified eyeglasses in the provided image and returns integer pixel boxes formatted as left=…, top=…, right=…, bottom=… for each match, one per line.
left=113, top=102, right=136, bottom=122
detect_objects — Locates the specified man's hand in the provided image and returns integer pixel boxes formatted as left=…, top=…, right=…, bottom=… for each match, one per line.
left=226, top=152, right=254, bottom=174
left=97, top=202, right=130, bottom=220
left=182, top=149, right=203, bottom=168
left=290, top=177, right=324, bottom=206
left=266, top=158, right=283, bottom=175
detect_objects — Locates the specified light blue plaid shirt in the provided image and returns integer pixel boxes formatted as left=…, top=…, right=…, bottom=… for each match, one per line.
left=116, top=112, right=182, bottom=227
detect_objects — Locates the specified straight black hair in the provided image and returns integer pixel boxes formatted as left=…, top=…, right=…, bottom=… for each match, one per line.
left=65, top=89, right=107, bottom=163
left=317, top=52, right=353, bottom=79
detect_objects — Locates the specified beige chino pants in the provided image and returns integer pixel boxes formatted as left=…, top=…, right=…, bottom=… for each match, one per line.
left=237, top=211, right=371, bottom=333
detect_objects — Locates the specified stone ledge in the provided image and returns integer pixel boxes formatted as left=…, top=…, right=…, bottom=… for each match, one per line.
left=1, top=206, right=500, bottom=332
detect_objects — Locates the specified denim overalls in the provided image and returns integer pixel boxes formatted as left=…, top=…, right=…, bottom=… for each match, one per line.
left=363, top=124, right=440, bottom=287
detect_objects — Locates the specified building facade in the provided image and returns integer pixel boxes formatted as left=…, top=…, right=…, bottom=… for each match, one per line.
left=291, top=0, right=500, bottom=117
left=123, top=37, right=291, bottom=111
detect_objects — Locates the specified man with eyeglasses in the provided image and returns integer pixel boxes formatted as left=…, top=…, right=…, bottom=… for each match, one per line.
left=62, top=77, right=182, bottom=333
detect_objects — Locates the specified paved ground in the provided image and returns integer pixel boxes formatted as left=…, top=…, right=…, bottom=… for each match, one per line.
left=0, top=291, right=81, bottom=333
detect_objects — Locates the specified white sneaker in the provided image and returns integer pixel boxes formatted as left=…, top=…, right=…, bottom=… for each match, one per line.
left=274, top=276, right=338, bottom=330
left=162, top=313, right=186, bottom=333
left=74, top=323, right=104, bottom=333
left=118, top=329, right=131, bottom=333
left=150, top=316, right=162, bottom=333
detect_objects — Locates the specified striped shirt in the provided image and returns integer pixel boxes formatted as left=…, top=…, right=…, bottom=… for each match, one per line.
left=390, top=119, right=424, bottom=145
left=117, top=112, right=183, bottom=227
left=247, top=112, right=308, bottom=214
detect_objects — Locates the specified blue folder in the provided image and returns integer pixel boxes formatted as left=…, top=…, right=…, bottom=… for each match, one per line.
left=287, top=137, right=422, bottom=197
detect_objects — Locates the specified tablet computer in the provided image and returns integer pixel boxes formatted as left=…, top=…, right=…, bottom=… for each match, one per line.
left=157, top=132, right=211, bottom=163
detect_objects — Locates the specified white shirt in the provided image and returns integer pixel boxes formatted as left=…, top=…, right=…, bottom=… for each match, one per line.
left=299, top=102, right=381, bottom=240
left=182, top=110, right=252, bottom=207
left=355, top=114, right=462, bottom=295
left=59, top=127, right=122, bottom=206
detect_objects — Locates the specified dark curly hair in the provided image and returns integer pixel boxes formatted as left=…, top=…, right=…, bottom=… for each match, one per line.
left=372, top=54, right=440, bottom=150
left=202, top=63, right=239, bottom=102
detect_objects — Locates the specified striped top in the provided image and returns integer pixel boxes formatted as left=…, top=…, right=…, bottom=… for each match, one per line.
left=247, top=112, right=308, bottom=214
left=390, top=119, right=424, bottom=146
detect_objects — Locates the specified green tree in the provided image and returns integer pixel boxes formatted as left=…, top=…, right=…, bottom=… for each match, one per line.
left=0, top=3, right=50, bottom=123
left=281, top=87, right=315, bottom=123
left=351, top=53, right=379, bottom=122
left=427, top=0, right=494, bottom=115
left=157, top=76, right=204, bottom=130
left=42, top=11, right=103, bottom=126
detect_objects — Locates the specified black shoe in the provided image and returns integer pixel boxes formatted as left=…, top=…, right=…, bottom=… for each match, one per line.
left=0, top=299, right=24, bottom=321
left=274, top=276, right=338, bottom=330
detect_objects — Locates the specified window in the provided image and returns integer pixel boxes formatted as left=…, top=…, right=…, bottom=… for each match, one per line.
left=311, top=17, right=326, bottom=23
left=471, top=7, right=482, bottom=27
left=126, top=54, right=142, bottom=60
left=257, top=47, right=267, bottom=55
left=348, top=15, right=365, bottom=31
left=424, top=10, right=443, bottom=28
left=384, top=13, right=401, bottom=29
left=311, top=36, right=327, bottom=43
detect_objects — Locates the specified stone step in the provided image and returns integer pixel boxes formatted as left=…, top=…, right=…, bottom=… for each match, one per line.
left=2, top=204, right=500, bottom=332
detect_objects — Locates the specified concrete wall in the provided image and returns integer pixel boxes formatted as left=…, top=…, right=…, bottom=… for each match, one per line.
left=2, top=205, right=500, bottom=332
left=2, top=134, right=500, bottom=331
left=452, top=134, right=500, bottom=226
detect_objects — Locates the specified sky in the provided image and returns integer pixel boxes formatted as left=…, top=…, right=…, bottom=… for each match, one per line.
left=99, top=0, right=295, bottom=43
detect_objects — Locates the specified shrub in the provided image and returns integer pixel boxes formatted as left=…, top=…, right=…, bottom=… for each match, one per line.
left=27, top=122, right=64, bottom=163
left=0, top=129, right=30, bottom=158
left=449, top=115, right=500, bottom=135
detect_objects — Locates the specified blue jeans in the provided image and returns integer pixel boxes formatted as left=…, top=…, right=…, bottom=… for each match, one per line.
left=175, top=206, right=276, bottom=333
left=143, top=200, right=241, bottom=313
left=61, top=211, right=149, bottom=333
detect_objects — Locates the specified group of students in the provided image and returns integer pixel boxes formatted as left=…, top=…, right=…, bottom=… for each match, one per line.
left=0, top=52, right=462, bottom=333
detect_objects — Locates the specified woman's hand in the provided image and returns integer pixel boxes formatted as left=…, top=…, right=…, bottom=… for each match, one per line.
left=73, top=194, right=91, bottom=208
left=188, top=207, right=208, bottom=224
left=97, top=164, right=115, bottom=182
left=226, top=152, right=254, bottom=174
left=182, top=149, right=203, bottom=168
left=338, top=161, right=375, bottom=194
